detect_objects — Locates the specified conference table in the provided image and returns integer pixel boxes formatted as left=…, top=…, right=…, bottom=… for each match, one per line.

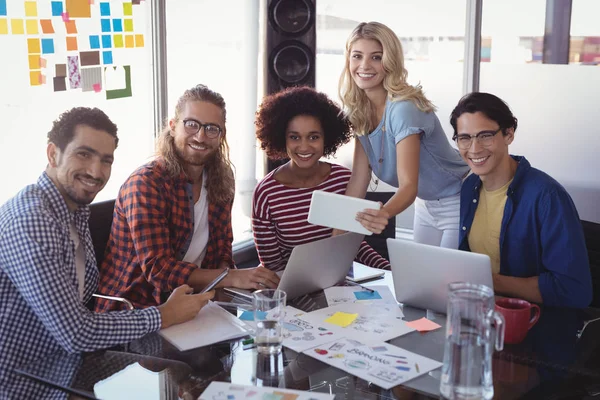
left=15, top=271, right=600, bottom=399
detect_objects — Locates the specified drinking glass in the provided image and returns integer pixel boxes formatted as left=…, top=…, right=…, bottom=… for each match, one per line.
left=253, top=289, right=287, bottom=354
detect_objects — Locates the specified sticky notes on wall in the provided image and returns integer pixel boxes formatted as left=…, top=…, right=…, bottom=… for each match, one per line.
left=27, top=38, right=40, bottom=53
left=24, top=1, right=37, bottom=17
left=51, top=2, right=63, bottom=16
left=41, top=38, right=55, bottom=54
left=123, top=18, right=133, bottom=32
left=0, top=19, right=7, bottom=34
left=66, top=0, right=90, bottom=18
left=99, top=2, right=110, bottom=16
left=25, top=19, right=38, bottom=34
left=89, top=35, right=100, bottom=49
left=40, top=19, right=55, bottom=34
left=11, top=19, right=24, bottom=34
left=113, top=34, right=123, bottom=48
left=66, top=36, right=78, bottom=51
left=65, top=20, right=77, bottom=34
left=135, top=34, right=143, bottom=47
left=0, top=0, right=7, bottom=16
left=123, top=2, right=132, bottom=16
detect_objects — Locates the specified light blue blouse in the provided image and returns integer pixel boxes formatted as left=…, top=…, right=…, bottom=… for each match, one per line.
left=357, top=99, right=469, bottom=201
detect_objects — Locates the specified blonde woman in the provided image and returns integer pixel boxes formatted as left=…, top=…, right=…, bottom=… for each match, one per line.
left=338, top=22, right=469, bottom=248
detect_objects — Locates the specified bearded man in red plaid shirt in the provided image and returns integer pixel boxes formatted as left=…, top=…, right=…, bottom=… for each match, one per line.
left=96, top=85, right=280, bottom=311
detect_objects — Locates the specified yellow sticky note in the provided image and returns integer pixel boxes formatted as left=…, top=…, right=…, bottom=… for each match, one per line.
left=123, top=2, right=132, bottom=16
left=124, top=34, right=134, bottom=48
left=27, top=38, right=41, bottom=53
left=25, top=19, right=38, bottom=34
left=65, top=0, right=91, bottom=18
left=25, top=1, right=37, bottom=17
left=325, top=312, right=359, bottom=328
left=135, top=34, right=144, bottom=47
left=28, top=55, right=40, bottom=69
left=113, top=34, right=123, bottom=48
left=30, top=70, right=41, bottom=86
left=124, top=18, right=133, bottom=32
left=0, top=19, right=8, bottom=35
left=11, top=19, right=24, bottom=34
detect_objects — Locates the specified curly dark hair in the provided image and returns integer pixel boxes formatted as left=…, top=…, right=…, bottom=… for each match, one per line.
left=255, top=86, right=352, bottom=160
left=48, top=107, right=119, bottom=151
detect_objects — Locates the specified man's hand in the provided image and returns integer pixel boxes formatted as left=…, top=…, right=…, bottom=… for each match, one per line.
left=229, top=266, right=280, bottom=290
left=356, top=203, right=390, bottom=234
left=157, top=285, right=214, bottom=329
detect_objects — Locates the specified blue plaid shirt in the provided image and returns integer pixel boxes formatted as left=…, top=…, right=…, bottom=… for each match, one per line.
left=0, top=173, right=161, bottom=399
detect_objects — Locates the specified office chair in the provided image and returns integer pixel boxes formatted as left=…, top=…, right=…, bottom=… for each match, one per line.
left=576, top=220, right=600, bottom=340
left=364, top=192, right=396, bottom=260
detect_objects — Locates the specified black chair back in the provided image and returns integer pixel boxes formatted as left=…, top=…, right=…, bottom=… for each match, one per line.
left=89, top=199, right=116, bottom=267
left=364, top=192, right=396, bottom=260
left=582, top=220, right=600, bottom=308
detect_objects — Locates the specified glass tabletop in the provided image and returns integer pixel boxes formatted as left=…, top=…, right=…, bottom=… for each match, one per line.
left=15, top=272, right=600, bottom=400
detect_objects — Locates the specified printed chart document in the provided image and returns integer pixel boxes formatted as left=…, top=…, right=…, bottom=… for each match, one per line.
left=324, top=285, right=398, bottom=307
left=199, top=381, right=334, bottom=399
left=281, top=307, right=344, bottom=353
left=304, top=302, right=414, bottom=343
left=159, top=302, right=249, bottom=351
left=304, top=338, right=442, bottom=390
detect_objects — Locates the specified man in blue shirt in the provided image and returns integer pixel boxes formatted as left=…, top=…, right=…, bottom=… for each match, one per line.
left=0, top=107, right=214, bottom=398
left=450, top=92, right=591, bottom=308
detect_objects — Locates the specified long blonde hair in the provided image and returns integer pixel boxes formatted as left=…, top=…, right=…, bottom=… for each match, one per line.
left=338, top=22, right=436, bottom=135
left=156, top=84, right=235, bottom=205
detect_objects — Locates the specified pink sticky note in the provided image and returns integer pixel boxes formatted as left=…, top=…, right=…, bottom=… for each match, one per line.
left=62, top=12, right=69, bottom=22
left=39, top=57, right=47, bottom=68
left=88, top=0, right=94, bottom=4
left=93, top=83, right=101, bottom=92
left=405, top=317, right=442, bottom=332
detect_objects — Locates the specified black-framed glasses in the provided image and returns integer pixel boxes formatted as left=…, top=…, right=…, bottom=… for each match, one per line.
left=453, top=128, right=502, bottom=150
left=182, top=118, right=222, bottom=139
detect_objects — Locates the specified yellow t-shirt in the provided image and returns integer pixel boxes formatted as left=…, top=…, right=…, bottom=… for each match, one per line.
left=468, top=179, right=513, bottom=274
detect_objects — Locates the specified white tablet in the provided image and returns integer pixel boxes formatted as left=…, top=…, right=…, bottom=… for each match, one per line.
left=307, top=190, right=380, bottom=236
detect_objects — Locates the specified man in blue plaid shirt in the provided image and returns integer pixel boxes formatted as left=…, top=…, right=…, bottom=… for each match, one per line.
left=0, top=107, right=214, bottom=398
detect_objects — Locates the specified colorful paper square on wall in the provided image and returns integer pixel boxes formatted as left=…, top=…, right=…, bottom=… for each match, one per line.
left=25, top=19, right=38, bottom=34
left=101, top=18, right=110, bottom=32
left=30, top=70, right=41, bottom=86
left=65, top=20, right=77, bottom=34
left=99, top=2, right=110, bottom=16
left=123, top=18, right=133, bottom=32
left=101, top=35, right=111, bottom=48
left=123, top=2, right=132, bottom=16
left=102, top=50, right=112, bottom=64
left=0, top=18, right=7, bottom=34
left=51, top=1, right=63, bottom=16
left=40, top=19, right=55, bottom=34
left=66, top=36, right=77, bottom=51
left=27, top=38, right=40, bottom=53
left=11, top=19, right=24, bottom=34
left=124, top=34, right=133, bottom=48
left=89, top=35, right=100, bottom=49
left=28, top=54, right=40, bottom=69
left=135, top=34, right=143, bottom=47
left=112, top=18, right=122, bottom=32
left=24, top=1, right=37, bottom=17
left=41, top=38, right=55, bottom=54
left=66, top=0, right=90, bottom=18
left=113, top=34, right=123, bottom=48
left=0, top=0, right=6, bottom=16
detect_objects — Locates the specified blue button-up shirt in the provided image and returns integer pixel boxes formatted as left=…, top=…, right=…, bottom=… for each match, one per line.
left=0, top=173, right=161, bottom=399
left=459, top=156, right=592, bottom=308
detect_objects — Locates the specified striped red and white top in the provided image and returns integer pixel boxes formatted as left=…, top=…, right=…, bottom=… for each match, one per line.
left=252, top=163, right=390, bottom=272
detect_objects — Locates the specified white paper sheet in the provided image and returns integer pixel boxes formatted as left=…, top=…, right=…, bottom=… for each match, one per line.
left=281, top=307, right=344, bottom=353
left=199, top=381, right=334, bottom=400
left=303, top=303, right=414, bottom=343
left=324, top=285, right=399, bottom=308
left=304, top=338, right=442, bottom=390
left=159, top=302, right=250, bottom=351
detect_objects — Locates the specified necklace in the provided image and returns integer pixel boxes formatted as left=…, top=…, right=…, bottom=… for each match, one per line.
left=369, top=111, right=386, bottom=191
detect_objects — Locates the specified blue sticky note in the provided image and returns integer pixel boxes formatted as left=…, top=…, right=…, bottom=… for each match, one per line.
left=101, top=35, right=111, bottom=48
left=41, top=38, right=55, bottom=54
left=99, top=2, right=110, bottom=16
left=89, top=35, right=100, bottom=49
left=51, top=1, right=62, bottom=16
left=0, top=0, right=7, bottom=17
left=239, top=310, right=267, bottom=321
left=112, top=18, right=123, bottom=32
left=102, top=50, right=113, bottom=65
left=354, top=290, right=382, bottom=300
left=101, top=18, right=111, bottom=32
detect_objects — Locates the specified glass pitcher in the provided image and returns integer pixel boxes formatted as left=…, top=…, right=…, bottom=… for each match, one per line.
left=440, top=282, right=505, bottom=400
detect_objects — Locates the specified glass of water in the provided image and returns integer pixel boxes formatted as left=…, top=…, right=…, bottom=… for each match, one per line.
left=252, top=289, right=287, bottom=354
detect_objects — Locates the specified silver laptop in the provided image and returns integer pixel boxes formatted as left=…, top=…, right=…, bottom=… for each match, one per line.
left=387, top=238, right=493, bottom=313
left=226, top=232, right=364, bottom=300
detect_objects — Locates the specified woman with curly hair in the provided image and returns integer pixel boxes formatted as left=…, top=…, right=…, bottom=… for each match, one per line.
left=338, top=22, right=469, bottom=248
left=253, top=86, right=390, bottom=272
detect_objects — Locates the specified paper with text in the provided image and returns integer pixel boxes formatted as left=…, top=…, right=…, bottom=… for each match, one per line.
left=199, top=381, right=334, bottom=400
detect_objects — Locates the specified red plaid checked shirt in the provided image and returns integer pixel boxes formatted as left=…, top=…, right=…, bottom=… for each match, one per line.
left=95, top=159, right=234, bottom=311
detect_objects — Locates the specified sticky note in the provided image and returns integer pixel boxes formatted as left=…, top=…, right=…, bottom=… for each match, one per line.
left=135, top=34, right=144, bottom=47
left=65, top=20, right=77, bottom=34
left=41, top=38, right=55, bottom=54
left=24, top=1, right=37, bottom=16
left=99, top=2, right=110, bottom=16
left=102, top=50, right=112, bottom=64
left=101, top=18, right=110, bottom=32
left=39, top=57, right=47, bottom=68
left=124, top=18, right=133, bottom=32
left=66, top=36, right=77, bottom=51
left=80, top=50, right=100, bottom=66
left=405, top=317, right=442, bottom=332
left=354, top=290, right=382, bottom=300
left=38, top=74, right=46, bottom=84
left=113, top=34, right=123, bottom=48
left=51, top=1, right=63, bottom=16
left=55, top=63, right=67, bottom=77
left=123, top=2, right=132, bottom=16
left=29, top=70, right=41, bottom=86
left=28, top=55, right=40, bottom=69
left=27, top=38, right=40, bottom=53
left=11, top=19, right=24, bottom=34
left=61, top=12, right=69, bottom=22
left=65, top=0, right=90, bottom=18
left=239, top=310, right=267, bottom=321
left=89, top=35, right=100, bottom=49
left=101, top=34, right=111, bottom=48
left=0, top=19, right=7, bottom=34
left=40, top=19, right=54, bottom=34
left=54, top=76, right=66, bottom=91
left=325, top=312, right=358, bottom=328
left=93, top=83, right=101, bottom=92
left=112, top=18, right=122, bottom=32
left=25, top=19, right=38, bottom=34
left=124, top=34, right=134, bottom=48
left=0, top=0, right=6, bottom=16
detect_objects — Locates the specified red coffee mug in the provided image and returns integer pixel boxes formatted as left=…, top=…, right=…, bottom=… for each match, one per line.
left=495, top=298, right=541, bottom=344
